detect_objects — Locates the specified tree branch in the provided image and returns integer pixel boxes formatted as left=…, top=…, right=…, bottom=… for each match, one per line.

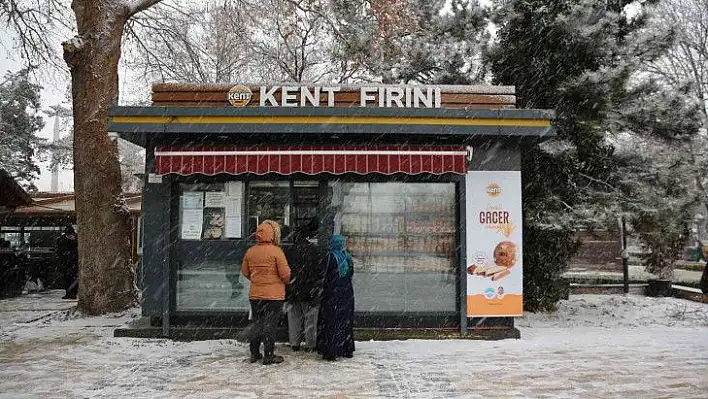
left=127, top=0, right=165, bottom=17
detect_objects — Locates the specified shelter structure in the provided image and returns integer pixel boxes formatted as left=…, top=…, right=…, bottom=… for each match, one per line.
left=109, top=83, right=554, bottom=339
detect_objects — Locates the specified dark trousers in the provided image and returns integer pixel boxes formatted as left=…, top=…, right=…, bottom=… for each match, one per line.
left=64, top=264, right=78, bottom=298
left=249, top=300, right=282, bottom=356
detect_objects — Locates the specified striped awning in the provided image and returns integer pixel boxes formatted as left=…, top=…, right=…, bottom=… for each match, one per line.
left=154, top=146, right=469, bottom=176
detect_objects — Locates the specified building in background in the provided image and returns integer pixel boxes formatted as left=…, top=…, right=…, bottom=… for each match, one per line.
left=0, top=192, right=142, bottom=289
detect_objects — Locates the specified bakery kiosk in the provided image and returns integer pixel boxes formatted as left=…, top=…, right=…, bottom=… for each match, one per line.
left=109, top=84, right=553, bottom=339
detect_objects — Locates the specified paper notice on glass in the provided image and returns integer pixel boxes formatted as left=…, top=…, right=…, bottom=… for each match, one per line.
left=225, top=200, right=242, bottom=238
left=204, top=192, right=225, bottom=208
left=226, top=181, right=243, bottom=197
left=181, top=209, right=204, bottom=240
left=224, top=181, right=244, bottom=238
left=182, top=192, right=204, bottom=209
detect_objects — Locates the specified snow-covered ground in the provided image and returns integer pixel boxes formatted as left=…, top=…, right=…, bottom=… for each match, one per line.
left=1, top=291, right=707, bottom=398
left=564, top=264, right=703, bottom=285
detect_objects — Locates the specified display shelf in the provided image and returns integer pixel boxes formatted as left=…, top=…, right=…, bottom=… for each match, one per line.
left=341, top=211, right=454, bottom=217
left=352, top=251, right=452, bottom=258
left=343, top=193, right=449, bottom=197
left=342, top=232, right=455, bottom=237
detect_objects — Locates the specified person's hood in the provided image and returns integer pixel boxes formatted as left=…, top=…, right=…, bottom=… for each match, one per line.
left=255, top=220, right=280, bottom=245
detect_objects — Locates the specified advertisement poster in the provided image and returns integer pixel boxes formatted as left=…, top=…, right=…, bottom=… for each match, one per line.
left=202, top=209, right=225, bottom=239
left=465, top=171, right=523, bottom=317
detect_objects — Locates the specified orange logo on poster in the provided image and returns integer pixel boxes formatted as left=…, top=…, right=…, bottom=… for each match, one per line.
left=228, top=85, right=252, bottom=107
left=486, top=183, right=501, bottom=197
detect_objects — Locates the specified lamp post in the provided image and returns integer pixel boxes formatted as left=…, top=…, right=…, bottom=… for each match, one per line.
left=620, top=216, right=629, bottom=294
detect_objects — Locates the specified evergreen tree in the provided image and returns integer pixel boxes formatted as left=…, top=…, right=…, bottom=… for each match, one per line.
left=0, top=69, right=45, bottom=191
left=330, top=0, right=489, bottom=83
left=486, top=0, right=673, bottom=310
left=614, top=81, right=703, bottom=279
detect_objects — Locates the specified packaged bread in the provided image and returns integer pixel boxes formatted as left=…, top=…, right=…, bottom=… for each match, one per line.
left=483, top=265, right=507, bottom=276
left=472, top=264, right=491, bottom=275
left=491, top=269, right=511, bottom=281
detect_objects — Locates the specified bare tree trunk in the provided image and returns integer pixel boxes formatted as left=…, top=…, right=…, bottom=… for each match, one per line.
left=63, top=1, right=135, bottom=315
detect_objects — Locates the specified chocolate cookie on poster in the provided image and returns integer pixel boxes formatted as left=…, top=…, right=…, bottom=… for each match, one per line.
left=493, top=241, right=517, bottom=268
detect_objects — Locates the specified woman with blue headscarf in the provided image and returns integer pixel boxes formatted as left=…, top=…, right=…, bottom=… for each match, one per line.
left=316, top=234, right=355, bottom=360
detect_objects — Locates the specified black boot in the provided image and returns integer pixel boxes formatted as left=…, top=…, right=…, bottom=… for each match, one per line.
left=249, top=352, right=263, bottom=363
left=262, top=354, right=284, bottom=365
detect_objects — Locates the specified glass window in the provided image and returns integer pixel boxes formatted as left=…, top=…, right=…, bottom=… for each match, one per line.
left=179, top=183, right=225, bottom=241
left=178, top=182, right=244, bottom=241
left=327, top=182, right=457, bottom=313
left=248, top=181, right=290, bottom=237
left=0, top=230, right=21, bottom=248
left=176, top=181, right=248, bottom=311
left=136, top=216, right=144, bottom=255
left=292, top=181, right=320, bottom=241
left=176, top=255, right=250, bottom=312
left=26, top=229, right=61, bottom=248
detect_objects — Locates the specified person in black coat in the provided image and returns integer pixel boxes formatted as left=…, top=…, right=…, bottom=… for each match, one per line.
left=700, top=260, right=708, bottom=295
left=317, top=234, right=355, bottom=361
left=284, top=228, right=325, bottom=351
left=56, top=225, right=78, bottom=299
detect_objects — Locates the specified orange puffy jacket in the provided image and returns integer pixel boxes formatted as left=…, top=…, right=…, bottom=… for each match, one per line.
left=241, top=221, right=291, bottom=300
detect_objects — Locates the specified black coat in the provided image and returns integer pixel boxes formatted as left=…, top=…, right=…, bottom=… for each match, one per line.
left=284, top=238, right=325, bottom=302
left=317, top=253, right=355, bottom=358
left=56, top=234, right=78, bottom=272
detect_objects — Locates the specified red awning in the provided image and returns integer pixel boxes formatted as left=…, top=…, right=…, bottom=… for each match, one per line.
left=154, top=146, right=468, bottom=176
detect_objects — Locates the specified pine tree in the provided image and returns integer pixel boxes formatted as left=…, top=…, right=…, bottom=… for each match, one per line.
left=0, top=69, right=45, bottom=191
left=486, top=0, right=673, bottom=310
left=330, top=0, right=489, bottom=83
left=614, top=81, right=703, bottom=279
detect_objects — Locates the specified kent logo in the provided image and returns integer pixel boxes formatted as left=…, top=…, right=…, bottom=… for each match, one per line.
left=228, top=85, right=252, bottom=107
left=486, top=183, right=501, bottom=197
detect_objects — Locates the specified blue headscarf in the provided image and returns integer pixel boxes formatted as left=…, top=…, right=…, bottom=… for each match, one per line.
left=330, top=234, right=352, bottom=278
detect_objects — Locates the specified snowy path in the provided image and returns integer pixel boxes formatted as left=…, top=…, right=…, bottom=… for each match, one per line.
left=1, top=292, right=707, bottom=398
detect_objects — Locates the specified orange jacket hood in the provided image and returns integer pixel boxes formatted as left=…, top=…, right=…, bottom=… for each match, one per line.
left=255, top=220, right=280, bottom=245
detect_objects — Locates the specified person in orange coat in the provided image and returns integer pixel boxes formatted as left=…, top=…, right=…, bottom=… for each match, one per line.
left=241, top=220, right=291, bottom=365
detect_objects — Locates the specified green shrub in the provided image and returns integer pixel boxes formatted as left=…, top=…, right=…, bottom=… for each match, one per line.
left=523, top=225, right=579, bottom=312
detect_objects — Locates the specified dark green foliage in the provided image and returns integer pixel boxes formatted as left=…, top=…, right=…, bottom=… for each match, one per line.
left=632, top=208, right=693, bottom=280
left=487, top=0, right=673, bottom=310
left=523, top=225, right=579, bottom=311
left=0, top=69, right=45, bottom=191
left=613, top=81, right=703, bottom=279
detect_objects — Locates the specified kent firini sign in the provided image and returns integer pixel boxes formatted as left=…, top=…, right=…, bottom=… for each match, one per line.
left=228, top=85, right=442, bottom=108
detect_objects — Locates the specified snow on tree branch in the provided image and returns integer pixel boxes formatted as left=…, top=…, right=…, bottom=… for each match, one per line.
left=0, top=0, right=73, bottom=70
left=127, top=0, right=165, bottom=17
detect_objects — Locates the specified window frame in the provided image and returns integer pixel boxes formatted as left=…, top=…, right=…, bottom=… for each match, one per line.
left=167, top=172, right=464, bottom=327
